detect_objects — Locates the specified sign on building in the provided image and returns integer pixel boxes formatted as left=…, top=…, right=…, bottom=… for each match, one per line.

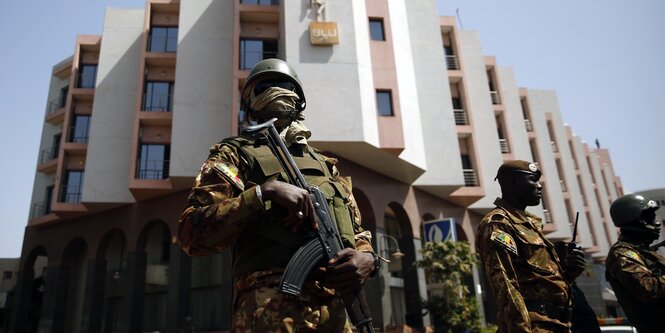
left=423, top=218, right=457, bottom=242
left=310, top=21, right=339, bottom=45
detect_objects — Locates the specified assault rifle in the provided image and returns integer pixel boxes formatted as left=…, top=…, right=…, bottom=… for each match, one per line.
left=241, top=118, right=375, bottom=333
left=568, top=212, right=580, bottom=251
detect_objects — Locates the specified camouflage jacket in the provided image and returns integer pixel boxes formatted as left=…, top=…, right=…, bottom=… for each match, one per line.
left=177, top=139, right=374, bottom=274
left=605, top=237, right=665, bottom=333
left=477, top=198, right=571, bottom=333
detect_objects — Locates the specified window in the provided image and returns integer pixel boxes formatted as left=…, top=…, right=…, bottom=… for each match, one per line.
left=239, top=39, right=278, bottom=70
left=149, top=26, right=178, bottom=52
left=62, top=171, right=84, bottom=203
left=376, top=90, right=393, bottom=116
left=69, top=115, right=90, bottom=143
left=369, top=18, right=385, bottom=41
left=52, top=133, right=61, bottom=160
left=2, top=271, right=12, bottom=280
left=137, top=144, right=170, bottom=179
left=44, top=185, right=54, bottom=214
left=59, top=86, right=69, bottom=108
left=77, top=65, right=97, bottom=88
left=144, top=82, right=174, bottom=112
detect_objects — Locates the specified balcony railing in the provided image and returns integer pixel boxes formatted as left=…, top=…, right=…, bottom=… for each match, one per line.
left=30, top=201, right=48, bottom=219
left=463, top=169, right=478, bottom=187
left=46, top=96, right=67, bottom=116
left=76, top=72, right=97, bottom=89
left=136, top=160, right=170, bottom=180
left=453, top=109, right=468, bottom=125
left=68, top=126, right=89, bottom=144
left=240, top=0, right=279, bottom=4
left=147, top=36, right=177, bottom=53
left=499, top=139, right=510, bottom=154
left=543, top=209, right=553, bottom=224
left=524, top=119, right=533, bottom=132
left=551, top=141, right=558, bottom=153
left=39, top=146, right=59, bottom=164
left=240, top=49, right=279, bottom=70
left=59, top=185, right=82, bottom=203
left=445, top=55, right=459, bottom=70
left=143, top=94, right=173, bottom=112
left=490, top=91, right=501, bottom=105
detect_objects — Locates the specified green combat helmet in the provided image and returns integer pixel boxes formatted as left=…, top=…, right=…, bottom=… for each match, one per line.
left=610, top=194, right=661, bottom=238
left=241, top=58, right=306, bottom=117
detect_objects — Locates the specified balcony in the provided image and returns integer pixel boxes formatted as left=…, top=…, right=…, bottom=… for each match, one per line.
left=147, top=35, right=177, bottom=53
left=136, top=160, right=170, bottom=180
left=59, top=184, right=82, bottom=203
left=490, top=91, right=501, bottom=105
left=560, top=180, right=567, bottom=193
left=462, top=169, right=478, bottom=187
left=68, top=126, right=89, bottom=144
left=76, top=68, right=97, bottom=89
left=30, top=201, right=49, bottom=219
left=39, top=146, right=59, bottom=164
left=543, top=209, right=553, bottom=224
left=551, top=141, right=558, bottom=153
left=499, top=139, right=510, bottom=154
left=445, top=55, right=459, bottom=70
left=143, top=94, right=173, bottom=112
left=453, top=109, right=468, bottom=125
left=524, top=119, right=533, bottom=132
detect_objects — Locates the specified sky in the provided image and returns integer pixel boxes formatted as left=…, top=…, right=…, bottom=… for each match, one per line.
left=0, top=0, right=663, bottom=258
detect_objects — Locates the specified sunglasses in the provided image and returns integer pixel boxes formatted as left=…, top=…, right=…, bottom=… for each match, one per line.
left=254, top=80, right=296, bottom=95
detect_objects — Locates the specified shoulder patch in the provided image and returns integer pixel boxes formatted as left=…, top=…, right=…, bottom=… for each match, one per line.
left=213, top=161, right=244, bottom=191
left=490, top=230, right=518, bottom=255
left=623, top=250, right=644, bottom=264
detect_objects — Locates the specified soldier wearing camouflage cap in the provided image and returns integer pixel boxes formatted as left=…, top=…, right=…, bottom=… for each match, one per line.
left=605, top=194, right=665, bottom=333
left=177, top=59, right=379, bottom=332
left=477, top=160, right=586, bottom=332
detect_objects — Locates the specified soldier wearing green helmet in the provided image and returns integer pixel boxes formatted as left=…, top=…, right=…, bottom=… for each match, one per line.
left=177, top=59, right=379, bottom=332
left=605, top=193, right=665, bottom=333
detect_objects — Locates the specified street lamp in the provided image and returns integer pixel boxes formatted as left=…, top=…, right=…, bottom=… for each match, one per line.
left=381, top=234, right=405, bottom=259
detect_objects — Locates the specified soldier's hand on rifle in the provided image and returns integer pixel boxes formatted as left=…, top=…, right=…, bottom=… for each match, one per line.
left=322, top=248, right=374, bottom=293
left=260, top=180, right=317, bottom=232
left=562, top=247, right=586, bottom=283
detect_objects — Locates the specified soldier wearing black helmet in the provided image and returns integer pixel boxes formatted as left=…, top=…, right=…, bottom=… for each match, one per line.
left=477, top=160, right=586, bottom=333
left=605, top=194, right=665, bottom=333
left=177, top=59, right=379, bottom=332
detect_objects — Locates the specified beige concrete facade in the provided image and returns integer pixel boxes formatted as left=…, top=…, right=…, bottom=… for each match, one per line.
left=18, top=0, right=623, bottom=331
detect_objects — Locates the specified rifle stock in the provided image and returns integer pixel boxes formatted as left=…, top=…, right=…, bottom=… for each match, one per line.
left=241, top=118, right=375, bottom=333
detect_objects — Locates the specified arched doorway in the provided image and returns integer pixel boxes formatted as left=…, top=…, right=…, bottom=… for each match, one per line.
left=10, top=247, right=48, bottom=333
left=383, top=202, right=422, bottom=329
left=138, top=220, right=171, bottom=332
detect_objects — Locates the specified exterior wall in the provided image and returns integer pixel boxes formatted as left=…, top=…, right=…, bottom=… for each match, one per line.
left=587, top=145, right=619, bottom=244
left=83, top=8, right=144, bottom=204
left=408, top=0, right=464, bottom=197
left=170, top=0, right=236, bottom=182
left=457, top=30, right=502, bottom=212
left=527, top=90, right=571, bottom=239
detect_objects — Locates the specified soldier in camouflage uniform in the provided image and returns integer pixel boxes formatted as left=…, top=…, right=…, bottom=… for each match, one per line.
left=606, top=194, right=665, bottom=333
left=178, top=59, right=380, bottom=332
left=476, top=160, right=586, bottom=333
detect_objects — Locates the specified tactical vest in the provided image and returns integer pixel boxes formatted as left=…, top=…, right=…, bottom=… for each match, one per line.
left=223, top=136, right=356, bottom=275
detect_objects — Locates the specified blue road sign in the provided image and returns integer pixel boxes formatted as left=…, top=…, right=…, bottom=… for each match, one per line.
left=423, top=218, right=457, bottom=242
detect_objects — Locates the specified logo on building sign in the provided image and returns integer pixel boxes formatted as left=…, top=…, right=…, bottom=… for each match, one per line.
left=423, top=218, right=457, bottom=243
left=309, top=0, right=339, bottom=45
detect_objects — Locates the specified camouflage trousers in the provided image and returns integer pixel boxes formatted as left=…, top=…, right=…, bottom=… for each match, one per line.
left=232, top=272, right=352, bottom=333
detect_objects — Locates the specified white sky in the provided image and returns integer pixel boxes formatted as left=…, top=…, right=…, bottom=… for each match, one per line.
left=0, top=0, right=663, bottom=258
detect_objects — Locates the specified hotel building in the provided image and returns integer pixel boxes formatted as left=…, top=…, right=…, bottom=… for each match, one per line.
left=12, top=0, right=624, bottom=331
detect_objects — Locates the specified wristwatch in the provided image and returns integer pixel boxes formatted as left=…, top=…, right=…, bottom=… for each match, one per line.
left=369, top=252, right=381, bottom=277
